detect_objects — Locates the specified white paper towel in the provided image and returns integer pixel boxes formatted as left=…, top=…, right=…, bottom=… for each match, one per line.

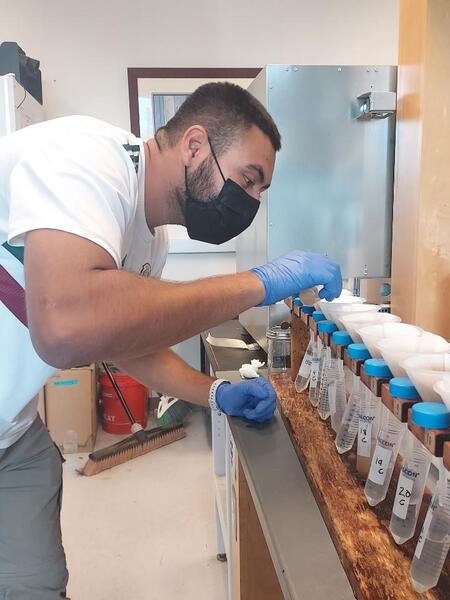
left=206, top=333, right=260, bottom=351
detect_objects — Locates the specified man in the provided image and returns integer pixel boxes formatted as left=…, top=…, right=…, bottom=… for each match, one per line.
left=0, top=81, right=341, bottom=597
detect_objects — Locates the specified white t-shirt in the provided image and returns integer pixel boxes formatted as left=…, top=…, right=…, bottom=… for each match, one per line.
left=0, top=115, right=168, bottom=449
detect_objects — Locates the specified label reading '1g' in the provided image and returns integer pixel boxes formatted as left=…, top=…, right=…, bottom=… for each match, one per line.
left=357, top=420, right=372, bottom=458
left=368, top=445, right=392, bottom=485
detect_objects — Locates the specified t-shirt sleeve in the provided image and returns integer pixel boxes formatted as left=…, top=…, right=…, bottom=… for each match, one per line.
left=7, top=138, right=137, bottom=268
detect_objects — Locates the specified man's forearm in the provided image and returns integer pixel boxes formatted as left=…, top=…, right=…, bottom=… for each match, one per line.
left=116, top=348, right=215, bottom=407
left=31, top=267, right=264, bottom=369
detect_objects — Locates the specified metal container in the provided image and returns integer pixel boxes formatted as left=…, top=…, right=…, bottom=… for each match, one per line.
left=237, top=65, right=397, bottom=350
left=267, top=326, right=291, bottom=377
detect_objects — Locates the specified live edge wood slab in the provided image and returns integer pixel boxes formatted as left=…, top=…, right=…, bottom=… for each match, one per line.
left=271, top=376, right=450, bottom=600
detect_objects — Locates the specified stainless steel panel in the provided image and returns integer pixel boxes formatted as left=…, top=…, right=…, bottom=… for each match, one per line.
left=266, top=65, right=396, bottom=274
left=238, top=65, right=397, bottom=344
left=219, top=370, right=355, bottom=600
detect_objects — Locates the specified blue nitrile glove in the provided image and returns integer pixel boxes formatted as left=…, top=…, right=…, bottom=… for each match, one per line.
left=215, top=378, right=276, bottom=422
left=250, top=251, right=342, bottom=306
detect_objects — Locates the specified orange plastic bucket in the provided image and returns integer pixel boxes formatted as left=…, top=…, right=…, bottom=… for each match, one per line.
left=100, top=373, right=148, bottom=434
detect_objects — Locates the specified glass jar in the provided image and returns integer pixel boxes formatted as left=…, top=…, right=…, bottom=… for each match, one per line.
left=266, top=325, right=291, bottom=378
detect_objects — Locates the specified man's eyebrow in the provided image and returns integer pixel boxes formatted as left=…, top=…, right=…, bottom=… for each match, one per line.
left=245, top=163, right=265, bottom=183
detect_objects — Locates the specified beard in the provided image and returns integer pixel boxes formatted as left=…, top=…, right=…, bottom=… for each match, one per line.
left=175, top=155, right=218, bottom=219
left=186, top=154, right=217, bottom=202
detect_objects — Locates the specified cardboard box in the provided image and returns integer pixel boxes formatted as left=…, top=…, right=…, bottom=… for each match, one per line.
left=44, top=364, right=97, bottom=453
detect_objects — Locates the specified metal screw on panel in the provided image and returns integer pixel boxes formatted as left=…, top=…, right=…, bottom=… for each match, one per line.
left=374, top=67, right=379, bottom=72
left=269, top=222, right=273, bottom=226
left=366, top=67, right=370, bottom=72
left=338, top=67, right=342, bottom=72
left=293, top=66, right=298, bottom=71
left=363, top=265, right=368, bottom=275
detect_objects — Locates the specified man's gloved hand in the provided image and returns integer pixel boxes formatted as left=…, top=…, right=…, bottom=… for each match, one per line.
left=250, top=251, right=342, bottom=306
left=215, top=378, right=276, bottom=422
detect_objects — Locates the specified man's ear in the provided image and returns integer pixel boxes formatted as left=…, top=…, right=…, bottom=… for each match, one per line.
left=180, top=126, right=209, bottom=168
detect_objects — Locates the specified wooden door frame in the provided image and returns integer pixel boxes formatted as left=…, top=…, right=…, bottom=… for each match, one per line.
left=127, top=67, right=262, bottom=136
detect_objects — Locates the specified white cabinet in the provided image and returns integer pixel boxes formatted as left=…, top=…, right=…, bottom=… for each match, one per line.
left=0, top=73, right=43, bottom=136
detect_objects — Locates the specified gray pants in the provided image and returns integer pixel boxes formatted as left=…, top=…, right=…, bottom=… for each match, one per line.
left=0, top=416, right=68, bottom=599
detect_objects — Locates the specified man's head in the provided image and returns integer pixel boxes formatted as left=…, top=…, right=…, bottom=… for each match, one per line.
left=152, top=82, right=281, bottom=244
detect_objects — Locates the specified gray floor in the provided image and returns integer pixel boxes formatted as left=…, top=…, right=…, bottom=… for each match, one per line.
left=61, top=410, right=227, bottom=600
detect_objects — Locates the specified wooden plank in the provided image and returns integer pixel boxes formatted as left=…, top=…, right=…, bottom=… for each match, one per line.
left=237, top=460, right=284, bottom=600
left=391, top=0, right=450, bottom=337
left=272, top=376, right=450, bottom=600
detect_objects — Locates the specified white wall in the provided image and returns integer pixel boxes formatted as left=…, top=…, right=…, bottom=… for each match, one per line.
left=2, top=0, right=399, bottom=129
left=1, top=0, right=399, bottom=367
left=164, top=253, right=236, bottom=369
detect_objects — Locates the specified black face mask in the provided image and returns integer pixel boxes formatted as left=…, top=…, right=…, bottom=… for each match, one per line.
left=183, top=138, right=260, bottom=245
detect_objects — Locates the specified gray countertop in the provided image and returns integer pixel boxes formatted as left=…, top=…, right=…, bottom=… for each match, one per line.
left=217, top=369, right=355, bottom=600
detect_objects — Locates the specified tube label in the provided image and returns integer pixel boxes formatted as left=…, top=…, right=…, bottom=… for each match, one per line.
left=368, top=445, right=392, bottom=485
left=393, top=471, right=415, bottom=520
left=309, top=357, right=320, bottom=389
left=357, top=419, right=373, bottom=458
left=298, top=350, right=313, bottom=378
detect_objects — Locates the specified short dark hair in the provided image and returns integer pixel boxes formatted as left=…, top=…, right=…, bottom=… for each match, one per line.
left=158, top=81, right=281, bottom=153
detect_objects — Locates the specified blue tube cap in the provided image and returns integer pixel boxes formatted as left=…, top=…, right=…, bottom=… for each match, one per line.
left=317, top=320, right=338, bottom=334
left=412, top=402, right=450, bottom=430
left=332, top=331, right=353, bottom=347
left=347, top=343, right=371, bottom=361
left=312, top=311, right=326, bottom=323
left=293, top=297, right=302, bottom=307
left=364, top=359, right=392, bottom=379
left=389, top=377, right=420, bottom=400
left=301, top=305, right=315, bottom=315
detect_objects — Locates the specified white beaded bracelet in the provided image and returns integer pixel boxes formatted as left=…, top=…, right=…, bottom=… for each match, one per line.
left=208, top=379, right=230, bottom=414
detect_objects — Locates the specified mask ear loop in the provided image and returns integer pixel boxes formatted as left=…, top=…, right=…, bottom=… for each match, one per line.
left=207, top=135, right=226, bottom=183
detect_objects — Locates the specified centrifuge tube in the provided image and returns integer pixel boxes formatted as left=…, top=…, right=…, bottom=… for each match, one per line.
left=309, top=338, right=324, bottom=407
left=331, top=359, right=347, bottom=432
left=356, top=386, right=381, bottom=478
left=318, top=349, right=333, bottom=420
left=335, top=373, right=361, bottom=454
left=410, top=464, right=450, bottom=593
left=389, top=432, right=432, bottom=545
left=364, top=410, right=406, bottom=506
left=295, top=330, right=315, bottom=393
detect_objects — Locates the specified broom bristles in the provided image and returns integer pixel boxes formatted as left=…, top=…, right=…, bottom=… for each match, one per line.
left=79, top=424, right=186, bottom=476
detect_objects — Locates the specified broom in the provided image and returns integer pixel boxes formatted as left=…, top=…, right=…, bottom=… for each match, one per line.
left=79, top=362, right=186, bottom=476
